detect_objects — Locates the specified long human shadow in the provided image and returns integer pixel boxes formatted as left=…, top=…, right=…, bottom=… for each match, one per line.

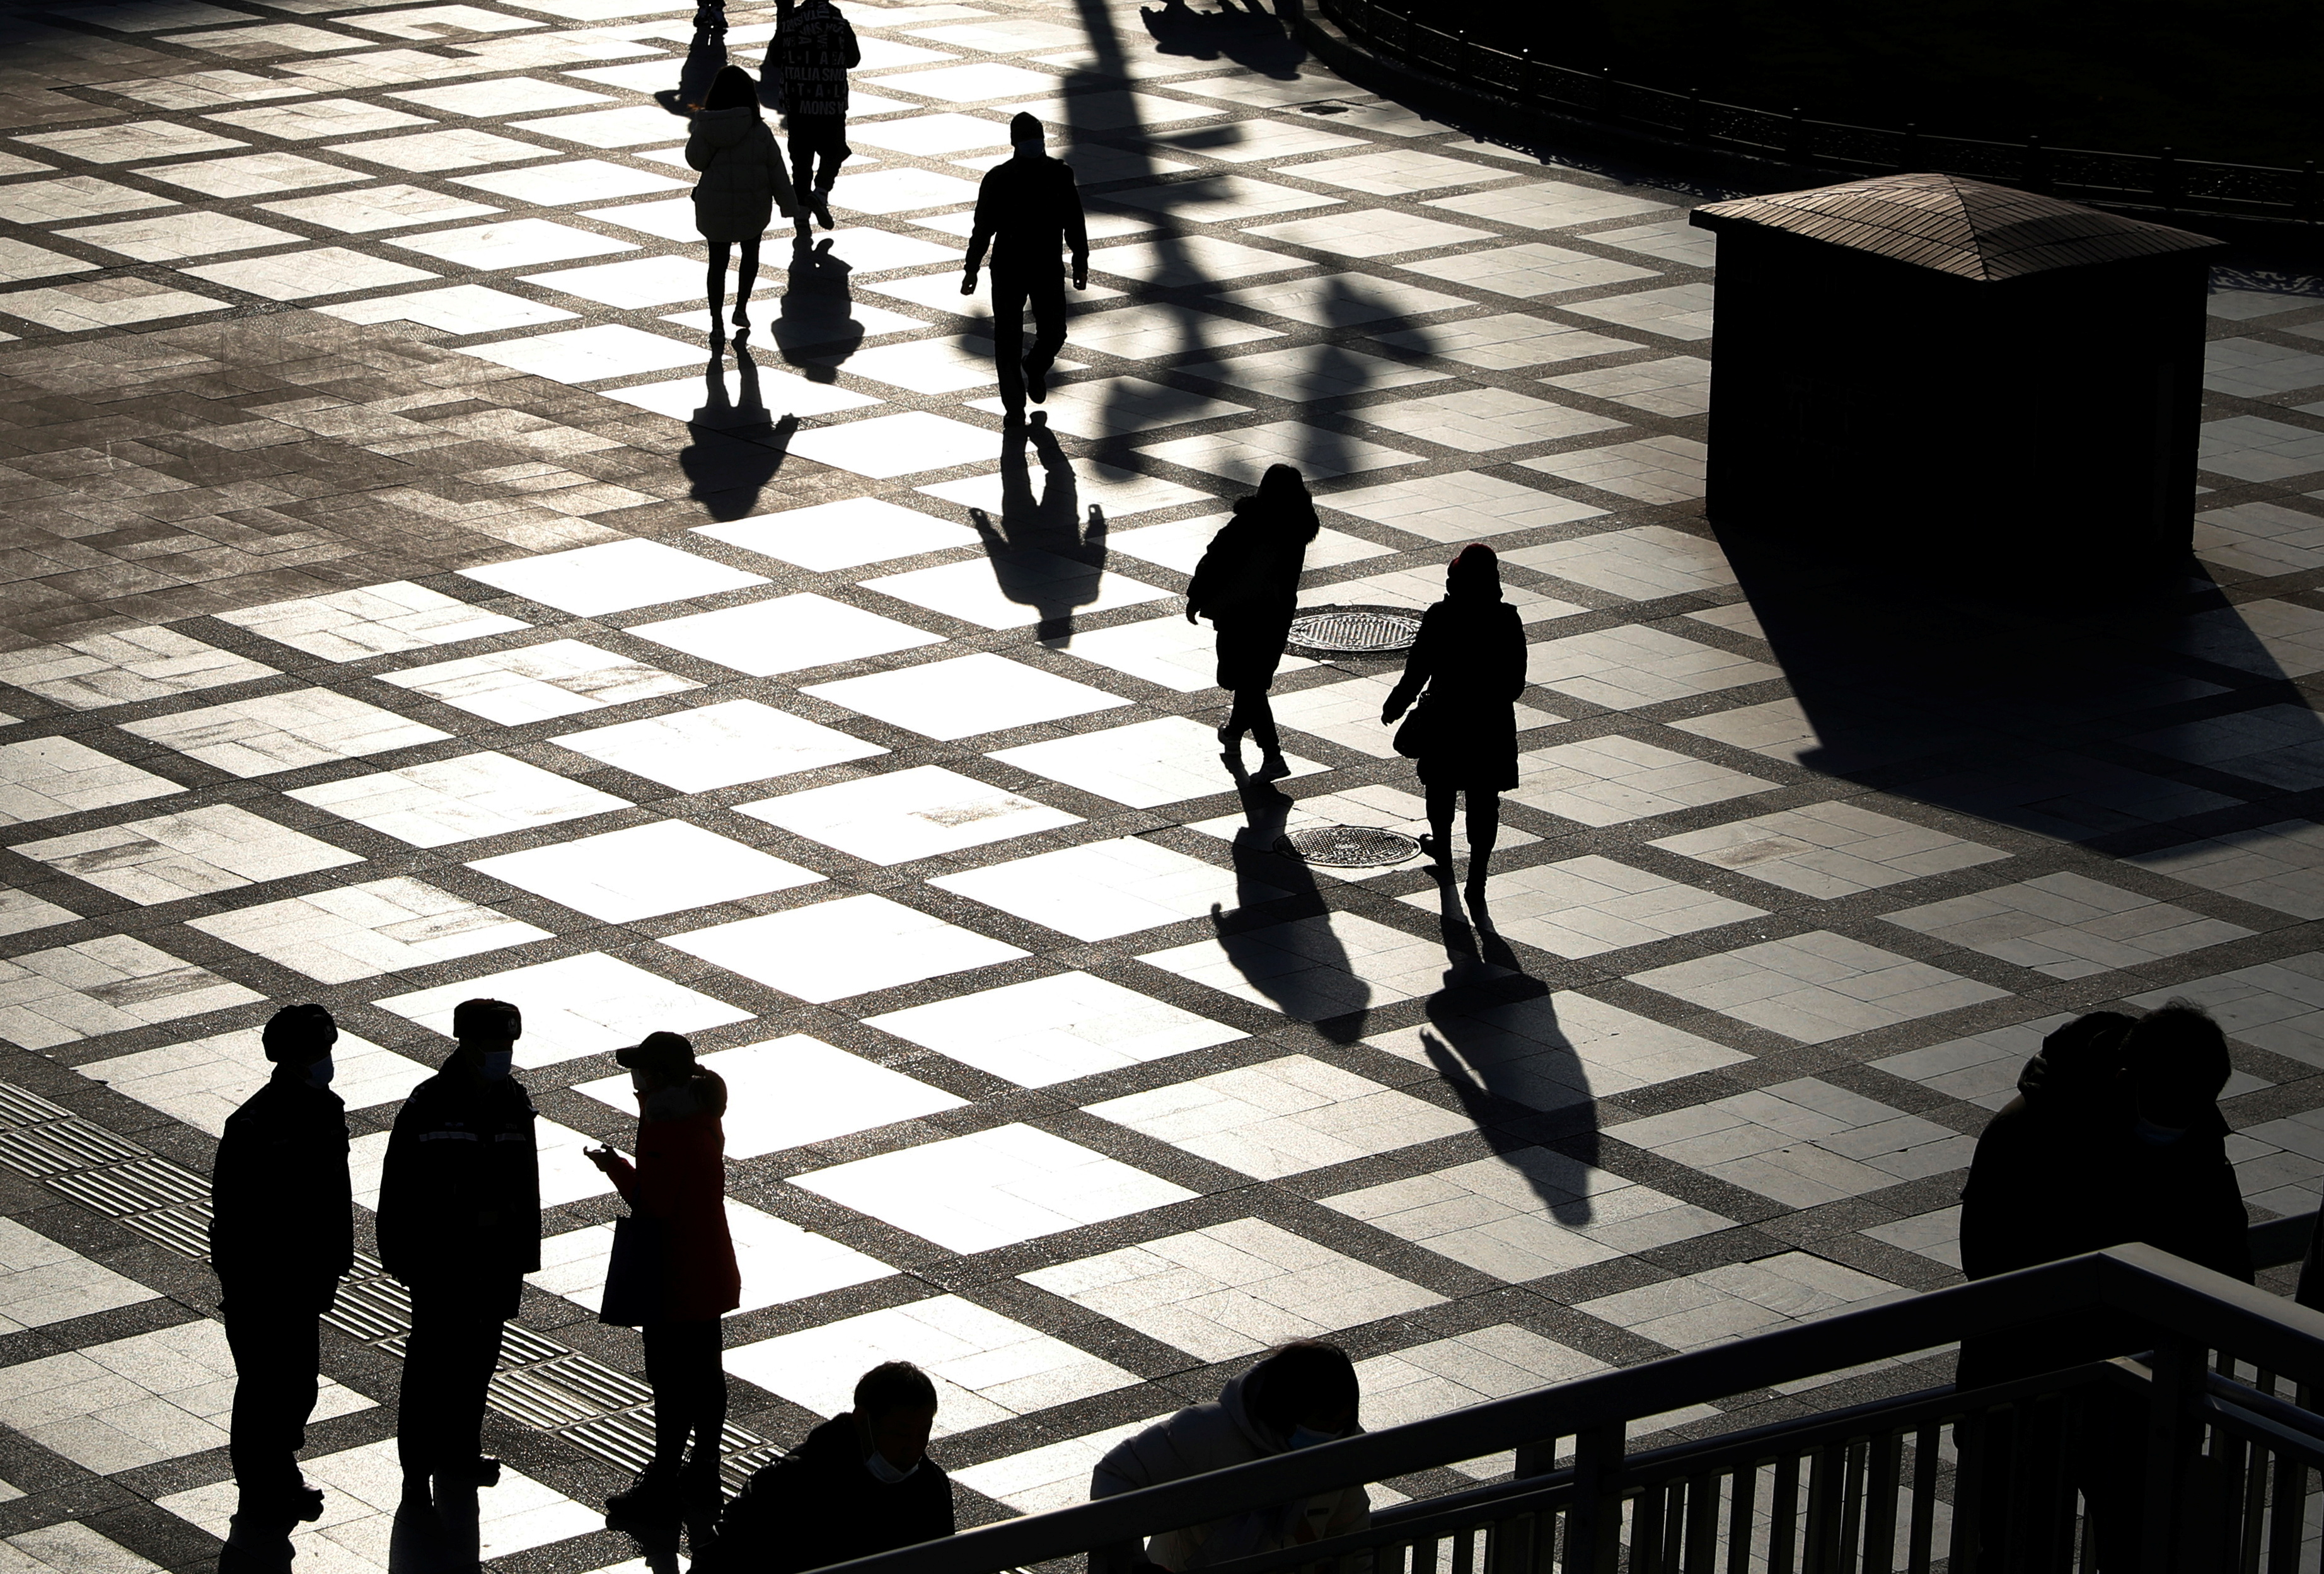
left=774, top=236, right=864, bottom=381
left=1205, top=758, right=1372, bottom=1042
left=678, top=344, right=798, bottom=519
left=1140, top=0, right=1306, bottom=76
left=1713, top=524, right=2324, bottom=849
left=969, top=419, right=1109, bottom=643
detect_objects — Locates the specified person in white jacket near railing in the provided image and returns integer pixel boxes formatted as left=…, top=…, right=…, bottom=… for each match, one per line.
left=1090, top=1341, right=1368, bottom=1573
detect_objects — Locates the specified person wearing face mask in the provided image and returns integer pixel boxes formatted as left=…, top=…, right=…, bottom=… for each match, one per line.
left=1091, top=1340, right=1367, bottom=1573
left=962, top=113, right=1088, bottom=424
left=209, top=1004, right=351, bottom=1553
left=698, top=1361, right=954, bottom=1574
left=582, top=1032, right=740, bottom=1524
left=377, top=998, right=539, bottom=1503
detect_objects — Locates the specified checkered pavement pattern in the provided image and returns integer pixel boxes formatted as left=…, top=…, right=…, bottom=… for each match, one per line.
left=0, top=0, right=2319, bottom=1565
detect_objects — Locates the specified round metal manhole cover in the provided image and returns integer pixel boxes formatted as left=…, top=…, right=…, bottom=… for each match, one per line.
left=1288, top=608, right=1421, bottom=653
left=1278, top=825, right=1423, bottom=867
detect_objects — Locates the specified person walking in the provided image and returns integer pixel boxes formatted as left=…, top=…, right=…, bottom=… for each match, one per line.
left=772, top=0, right=857, bottom=230
left=962, top=113, right=1089, bottom=422
left=699, top=1362, right=954, bottom=1574
left=1379, top=543, right=1527, bottom=898
left=689, top=65, right=795, bottom=342
left=584, top=1032, right=740, bottom=1524
left=1186, top=463, right=1319, bottom=778
left=210, top=1005, right=351, bottom=1547
left=378, top=998, right=539, bottom=1502
left=1091, top=1340, right=1367, bottom=1573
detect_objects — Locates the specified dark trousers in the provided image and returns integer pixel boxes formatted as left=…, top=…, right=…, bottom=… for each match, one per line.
left=223, top=1292, right=326, bottom=1498
left=991, top=265, right=1067, bottom=412
left=788, top=113, right=849, bottom=194
left=399, top=1279, right=519, bottom=1476
left=643, top=1321, right=727, bottom=1471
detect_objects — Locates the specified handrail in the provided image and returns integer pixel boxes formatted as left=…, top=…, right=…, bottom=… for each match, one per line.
left=1309, top=0, right=2323, bottom=226
left=814, top=1244, right=2324, bottom=1574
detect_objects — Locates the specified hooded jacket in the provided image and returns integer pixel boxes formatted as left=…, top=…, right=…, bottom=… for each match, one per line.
left=702, top=1413, right=954, bottom=1574
left=377, top=1066, right=540, bottom=1289
left=209, top=1068, right=352, bottom=1307
left=688, top=105, right=796, bottom=243
left=1092, top=1370, right=1369, bottom=1571
left=1187, top=494, right=1314, bottom=628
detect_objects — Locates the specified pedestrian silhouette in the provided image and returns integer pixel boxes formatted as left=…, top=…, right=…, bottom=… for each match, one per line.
left=688, top=65, right=795, bottom=345
left=668, top=0, right=727, bottom=112
left=378, top=999, right=539, bottom=1505
left=963, top=113, right=1089, bottom=424
left=1092, top=1340, right=1367, bottom=1573
left=211, top=1005, right=350, bottom=1569
left=1188, top=463, right=1317, bottom=780
left=584, top=1033, right=739, bottom=1527
left=772, top=0, right=858, bottom=232
left=1380, top=543, right=1527, bottom=901
left=698, top=1362, right=954, bottom=1574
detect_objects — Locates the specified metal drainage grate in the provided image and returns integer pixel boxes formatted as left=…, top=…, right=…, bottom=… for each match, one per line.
left=1279, top=826, right=1423, bottom=867
left=1288, top=608, right=1421, bottom=653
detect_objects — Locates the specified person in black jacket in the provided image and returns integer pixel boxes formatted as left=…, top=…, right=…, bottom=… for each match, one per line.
left=702, top=1362, right=953, bottom=1574
left=1380, top=543, right=1529, bottom=899
left=772, top=0, right=858, bottom=229
left=1186, top=464, right=1319, bottom=779
left=211, top=1004, right=351, bottom=1530
left=378, top=998, right=539, bottom=1500
left=963, top=113, right=1088, bottom=422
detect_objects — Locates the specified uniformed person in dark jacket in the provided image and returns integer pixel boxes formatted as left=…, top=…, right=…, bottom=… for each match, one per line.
left=378, top=998, right=539, bottom=1499
left=963, top=113, right=1088, bottom=422
left=700, top=1362, right=953, bottom=1574
left=211, top=1004, right=351, bottom=1529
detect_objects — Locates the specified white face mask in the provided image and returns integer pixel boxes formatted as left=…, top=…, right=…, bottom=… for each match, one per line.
left=306, top=1055, right=335, bottom=1089
left=478, top=1050, right=514, bottom=1080
left=864, top=1451, right=918, bottom=1484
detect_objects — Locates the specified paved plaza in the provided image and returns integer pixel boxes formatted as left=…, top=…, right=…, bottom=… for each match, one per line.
left=0, top=0, right=2319, bottom=1566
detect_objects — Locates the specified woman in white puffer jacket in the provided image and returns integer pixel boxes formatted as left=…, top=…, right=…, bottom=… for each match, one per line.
left=1091, top=1341, right=1368, bottom=1573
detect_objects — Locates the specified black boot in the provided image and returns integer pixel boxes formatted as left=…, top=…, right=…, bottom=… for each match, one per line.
left=605, top=1467, right=683, bottom=1524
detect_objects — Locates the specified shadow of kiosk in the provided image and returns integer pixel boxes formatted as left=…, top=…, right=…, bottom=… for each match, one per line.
left=1689, top=173, right=2225, bottom=595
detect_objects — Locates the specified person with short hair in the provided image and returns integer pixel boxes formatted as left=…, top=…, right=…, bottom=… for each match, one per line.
left=210, top=1005, right=351, bottom=1539
left=585, top=1032, right=741, bottom=1523
left=2117, top=999, right=2252, bottom=1282
left=1092, top=1340, right=1367, bottom=1572
left=700, top=1361, right=954, bottom=1573
left=689, top=63, right=797, bottom=342
left=772, top=0, right=858, bottom=229
left=963, top=113, right=1089, bottom=423
left=378, top=998, right=539, bottom=1502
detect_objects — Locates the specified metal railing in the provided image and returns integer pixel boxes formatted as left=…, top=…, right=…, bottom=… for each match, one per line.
left=818, top=1241, right=2324, bottom=1574
left=1310, top=0, right=2322, bottom=226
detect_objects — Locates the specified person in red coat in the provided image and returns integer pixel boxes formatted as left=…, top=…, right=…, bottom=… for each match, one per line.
left=585, top=1032, right=741, bottom=1522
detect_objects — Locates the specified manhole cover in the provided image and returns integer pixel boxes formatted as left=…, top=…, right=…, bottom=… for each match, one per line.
left=1278, top=825, right=1423, bottom=867
left=1288, top=608, right=1421, bottom=652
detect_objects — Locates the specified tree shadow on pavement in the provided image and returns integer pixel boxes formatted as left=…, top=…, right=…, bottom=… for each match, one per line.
left=1140, top=0, right=1306, bottom=77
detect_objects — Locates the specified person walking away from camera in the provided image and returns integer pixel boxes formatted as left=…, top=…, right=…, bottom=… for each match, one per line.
left=211, top=1005, right=351, bottom=1544
left=1380, top=543, right=1527, bottom=899
left=379, top=998, right=538, bottom=1502
left=1092, top=1340, right=1367, bottom=1573
left=701, top=1362, right=954, bottom=1574
left=963, top=113, right=1088, bottom=423
left=585, top=1032, right=740, bottom=1524
left=1186, top=463, right=1318, bottom=780
left=774, top=0, right=857, bottom=230
left=690, top=64, right=795, bottom=342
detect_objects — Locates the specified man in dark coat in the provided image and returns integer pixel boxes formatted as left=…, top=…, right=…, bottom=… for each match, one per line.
left=963, top=113, right=1089, bottom=422
left=211, top=1004, right=351, bottom=1529
left=702, top=1362, right=954, bottom=1574
left=773, top=0, right=858, bottom=229
left=378, top=998, right=539, bottom=1499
